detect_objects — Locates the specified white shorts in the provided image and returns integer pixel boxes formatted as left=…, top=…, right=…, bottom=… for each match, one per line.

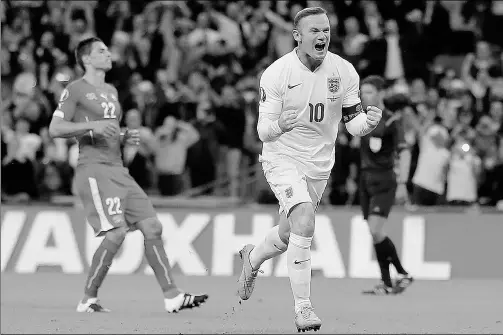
left=262, top=159, right=328, bottom=216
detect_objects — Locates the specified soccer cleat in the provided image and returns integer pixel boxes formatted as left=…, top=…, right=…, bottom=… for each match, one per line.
left=76, top=298, right=111, bottom=313
left=362, top=282, right=403, bottom=295
left=295, top=305, right=322, bottom=332
left=164, top=292, right=208, bottom=313
left=237, top=244, right=263, bottom=300
left=396, top=274, right=414, bottom=291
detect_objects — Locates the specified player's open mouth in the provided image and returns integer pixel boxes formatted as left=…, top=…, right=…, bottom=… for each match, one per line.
left=314, top=42, right=326, bottom=51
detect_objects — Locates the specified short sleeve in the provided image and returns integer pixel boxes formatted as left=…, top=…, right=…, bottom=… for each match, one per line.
left=53, top=83, right=79, bottom=122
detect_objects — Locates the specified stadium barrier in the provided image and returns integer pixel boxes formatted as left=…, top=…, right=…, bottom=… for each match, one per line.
left=1, top=205, right=502, bottom=279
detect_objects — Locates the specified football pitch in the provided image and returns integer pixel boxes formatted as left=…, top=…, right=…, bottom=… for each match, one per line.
left=1, top=273, right=502, bottom=334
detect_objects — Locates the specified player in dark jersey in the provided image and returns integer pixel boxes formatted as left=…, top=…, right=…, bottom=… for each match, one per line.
left=49, top=37, right=208, bottom=313
left=358, top=75, right=414, bottom=295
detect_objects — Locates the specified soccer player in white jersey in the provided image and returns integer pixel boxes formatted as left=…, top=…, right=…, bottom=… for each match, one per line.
left=236, top=7, right=383, bottom=332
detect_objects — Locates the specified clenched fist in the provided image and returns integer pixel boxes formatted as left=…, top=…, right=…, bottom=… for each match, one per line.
left=91, top=120, right=120, bottom=138
left=365, top=106, right=382, bottom=127
left=278, top=109, right=299, bottom=132
left=123, top=129, right=141, bottom=146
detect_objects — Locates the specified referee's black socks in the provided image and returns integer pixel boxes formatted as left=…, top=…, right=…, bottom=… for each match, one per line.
left=373, top=241, right=393, bottom=287
left=381, top=237, right=408, bottom=276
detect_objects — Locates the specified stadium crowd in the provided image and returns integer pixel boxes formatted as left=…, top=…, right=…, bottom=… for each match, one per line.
left=1, top=0, right=503, bottom=208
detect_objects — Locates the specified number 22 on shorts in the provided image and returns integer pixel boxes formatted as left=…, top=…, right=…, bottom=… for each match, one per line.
left=105, top=197, right=122, bottom=215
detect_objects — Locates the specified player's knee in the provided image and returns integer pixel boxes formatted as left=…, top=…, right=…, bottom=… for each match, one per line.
left=104, top=226, right=128, bottom=245
left=371, top=231, right=386, bottom=244
left=288, top=202, right=315, bottom=237
left=367, top=216, right=386, bottom=243
left=278, top=215, right=291, bottom=245
left=278, top=226, right=290, bottom=245
left=137, top=217, right=163, bottom=239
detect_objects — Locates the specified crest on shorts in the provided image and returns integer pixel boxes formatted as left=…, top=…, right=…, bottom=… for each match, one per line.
left=86, top=93, right=97, bottom=100
left=259, top=87, right=266, bottom=103
left=111, top=215, right=124, bottom=225
left=285, top=186, right=293, bottom=199
left=369, top=137, right=382, bottom=153
left=110, top=94, right=117, bottom=101
left=327, top=77, right=340, bottom=94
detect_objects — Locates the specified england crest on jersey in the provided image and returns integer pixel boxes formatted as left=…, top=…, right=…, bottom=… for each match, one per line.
left=327, top=77, right=340, bottom=93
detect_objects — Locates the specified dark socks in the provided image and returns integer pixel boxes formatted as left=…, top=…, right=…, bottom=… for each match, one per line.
left=382, top=237, right=408, bottom=275
left=373, top=240, right=392, bottom=287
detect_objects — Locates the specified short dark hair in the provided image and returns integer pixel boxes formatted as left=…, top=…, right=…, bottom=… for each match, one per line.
left=361, top=75, right=386, bottom=91
left=75, top=37, right=103, bottom=70
left=293, top=7, right=328, bottom=29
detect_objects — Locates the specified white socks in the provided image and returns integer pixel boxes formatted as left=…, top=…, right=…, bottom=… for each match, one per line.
left=288, top=233, right=313, bottom=312
left=248, top=227, right=313, bottom=312
left=249, top=225, right=288, bottom=270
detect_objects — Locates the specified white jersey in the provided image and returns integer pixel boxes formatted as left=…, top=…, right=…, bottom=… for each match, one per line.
left=258, top=49, right=361, bottom=179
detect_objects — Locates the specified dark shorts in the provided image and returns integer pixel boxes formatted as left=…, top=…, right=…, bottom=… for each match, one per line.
left=359, top=170, right=397, bottom=220
left=412, top=184, right=441, bottom=206
left=74, top=164, right=156, bottom=236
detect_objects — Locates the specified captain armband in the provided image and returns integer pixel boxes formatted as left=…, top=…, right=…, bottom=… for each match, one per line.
left=341, top=103, right=363, bottom=123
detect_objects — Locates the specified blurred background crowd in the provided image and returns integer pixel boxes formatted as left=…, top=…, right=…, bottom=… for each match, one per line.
left=1, top=0, right=503, bottom=208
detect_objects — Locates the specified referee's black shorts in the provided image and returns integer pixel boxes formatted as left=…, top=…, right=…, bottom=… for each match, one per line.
left=359, top=169, right=397, bottom=220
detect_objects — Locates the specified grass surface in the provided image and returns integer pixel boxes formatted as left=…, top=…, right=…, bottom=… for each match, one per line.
left=2, top=274, right=503, bottom=334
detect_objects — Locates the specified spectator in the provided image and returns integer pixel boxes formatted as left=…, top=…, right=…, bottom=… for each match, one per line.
left=2, top=7, right=31, bottom=55
left=1, top=0, right=502, bottom=208
left=488, top=100, right=503, bottom=133
left=461, top=40, right=502, bottom=94
left=490, top=135, right=503, bottom=208
left=123, top=80, right=167, bottom=130
left=186, top=101, right=223, bottom=195
left=154, top=116, right=200, bottom=196
left=360, top=0, right=383, bottom=39
left=3, top=72, right=50, bottom=135
left=238, top=4, right=272, bottom=72
left=122, top=109, right=156, bottom=190
left=130, top=4, right=165, bottom=82
left=2, top=117, right=41, bottom=200
left=106, top=31, right=135, bottom=95
left=342, top=16, right=368, bottom=66
left=446, top=138, right=482, bottom=206
left=261, top=1, right=299, bottom=59
left=65, top=2, right=95, bottom=54
left=213, top=84, right=246, bottom=198
left=411, top=124, right=451, bottom=206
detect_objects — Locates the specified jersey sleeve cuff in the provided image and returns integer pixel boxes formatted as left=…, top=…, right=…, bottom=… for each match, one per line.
left=271, top=119, right=283, bottom=136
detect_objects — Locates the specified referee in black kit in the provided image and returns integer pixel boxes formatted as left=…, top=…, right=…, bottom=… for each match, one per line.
left=358, top=75, right=414, bottom=295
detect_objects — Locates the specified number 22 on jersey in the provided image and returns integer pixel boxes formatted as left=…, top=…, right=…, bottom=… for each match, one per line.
left=101, top=102, right=116, bottom=119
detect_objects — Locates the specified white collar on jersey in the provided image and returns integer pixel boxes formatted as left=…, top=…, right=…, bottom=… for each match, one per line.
left=292, top=47, right=328, bottom=73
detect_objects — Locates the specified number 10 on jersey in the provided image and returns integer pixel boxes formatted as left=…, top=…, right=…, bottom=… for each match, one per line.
left=309, top=103, right=324, bottom=122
